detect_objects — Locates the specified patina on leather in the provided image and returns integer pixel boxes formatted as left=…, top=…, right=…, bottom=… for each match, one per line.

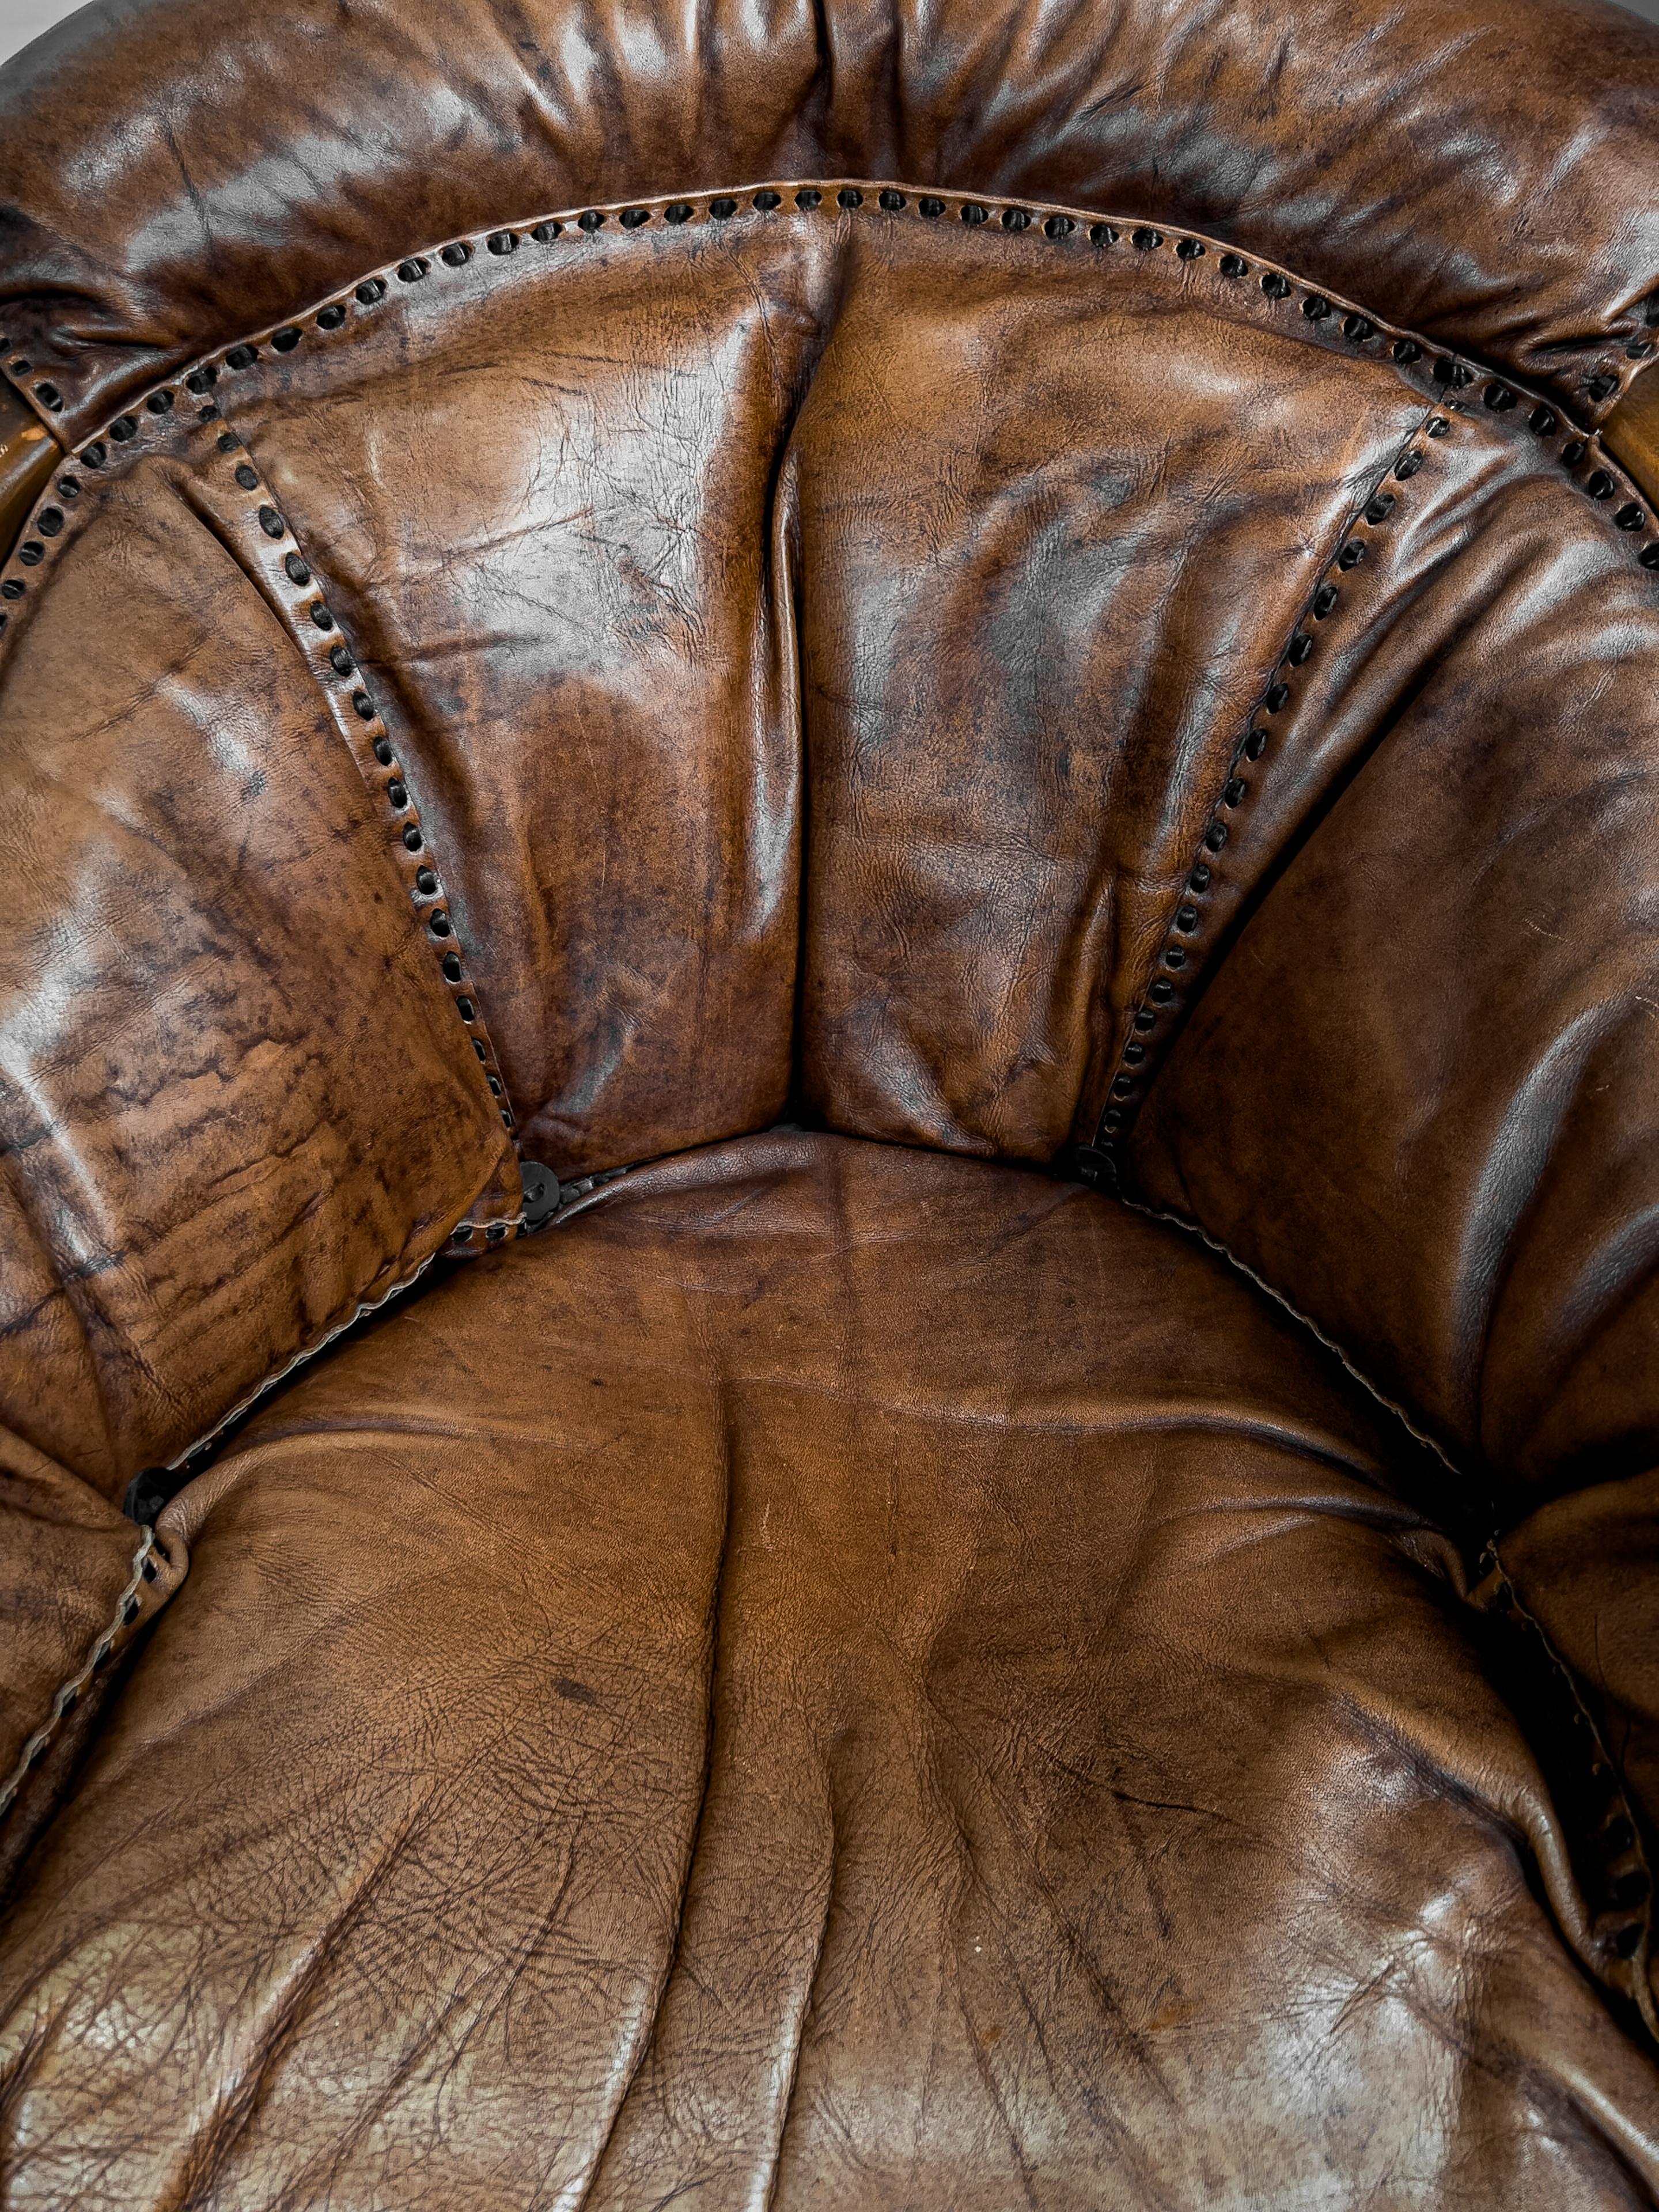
left=1, top=0, right=1657, bottom=2205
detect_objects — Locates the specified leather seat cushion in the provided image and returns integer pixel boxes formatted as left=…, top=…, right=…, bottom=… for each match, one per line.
left=2, top=1132, right=1655, bottom=2207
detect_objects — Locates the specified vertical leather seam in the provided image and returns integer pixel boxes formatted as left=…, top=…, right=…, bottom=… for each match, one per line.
left=1085, top=397, right=1456, bottom=1170
left=183, top=416, right=522, bottom=1212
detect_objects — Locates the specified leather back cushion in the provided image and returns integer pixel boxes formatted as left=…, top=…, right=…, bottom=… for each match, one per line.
left=1127, top=446, right=1659, bottom=1507
left=1, top=0, right=1656, bottom=441
left=5, top=186, right=1658, bottom=1503
left=193, top=192, right=1437, bottom=1168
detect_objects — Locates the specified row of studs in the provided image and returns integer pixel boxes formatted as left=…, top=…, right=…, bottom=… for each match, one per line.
left=201, top=419, right=522, bottom=1206
left=1086, top=410, right=1450, bottom=1166
left=94, top=183, right=1659, bottom=592
left=4, top=174, right=1651, bottom=428
left=0, top=390, right=525, bottom=1244
left=114, top=184, right=1478, bottom=433
left=1475, top=378, right=1658, bottom=555
left=0, top=1532, right=161, bottom=1825
left=0, top=378, right=209, bottom=634
left=1483, top=1553, right=1653, bottom=1982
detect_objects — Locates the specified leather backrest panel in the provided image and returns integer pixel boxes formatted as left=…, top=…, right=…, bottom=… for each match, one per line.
left=180, top=194, right=1434, bottom=1169
left=1128, top=431, right=1659, bottom=1508
left=790, top=215, right=1431, bottom=1157
left=211, top=215, right=834, bottom=1172
left=0, top=435, right=520, bottom=1499
left=1, top=0, right=1656, bottom=443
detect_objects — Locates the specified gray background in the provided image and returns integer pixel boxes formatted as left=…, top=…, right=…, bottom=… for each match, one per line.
left=2, top=0, right=1658, bottom=60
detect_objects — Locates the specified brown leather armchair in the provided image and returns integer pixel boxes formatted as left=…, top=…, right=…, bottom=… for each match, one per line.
left=2, top=0, right=1658, bottom=2200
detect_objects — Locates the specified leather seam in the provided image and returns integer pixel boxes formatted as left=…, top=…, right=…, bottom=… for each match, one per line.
left=0, top=409, right=522, bottom=1244
left=1476, top=1544, right=1658, bottom=2032
left=1085, top=397, right=1455, bottom=1165
left=176, top=422, right=521, bottom=1206
left=1105, top=1179, right=1470, bottom=1482
left=5, top=185, right=1653, bottom=661
left=5, top=177, right=1647, bottom=438
left=0, top=1528, right=160, bottom=1831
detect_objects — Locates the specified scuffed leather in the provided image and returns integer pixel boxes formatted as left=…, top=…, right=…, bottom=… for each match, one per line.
left=0, top=433, right=518, bottom=1498
left=2, top=1134, right=1655, bottom=2208
left=1129, top=413, right=1659, bottom=1507
left=1, top=0, right=1656, bottom=441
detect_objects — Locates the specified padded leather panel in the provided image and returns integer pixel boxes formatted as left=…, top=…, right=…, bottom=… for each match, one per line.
left=218, top=214, right=836, bottom=1172
left=207, top=196, right=1430, bottom=1168
left=1128, top=427, right=1659, bottom=1503
left=0, top=437, right=518, bottom=1498
left=1, top=0, right=1656, bottom=439
left=3, top=1134, right=1655, bottom=2207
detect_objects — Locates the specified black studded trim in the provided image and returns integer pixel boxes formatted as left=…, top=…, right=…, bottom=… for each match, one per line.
left=1474, top=1547, right=1658, bottom=2034
left=194, top=424, right=522, bottom=1245
left=1086, top=406, right=1451, bottom=1171
left=0, top=1529, right=165, bottom=1830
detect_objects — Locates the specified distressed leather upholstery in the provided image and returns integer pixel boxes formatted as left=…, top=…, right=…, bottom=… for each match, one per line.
left=2, top=0, right=1659, bottom=2203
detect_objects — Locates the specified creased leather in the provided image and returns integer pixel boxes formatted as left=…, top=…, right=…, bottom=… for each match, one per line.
left=1, top=0, right=1656, bottom=440
left=2, top=1134, right=1655, bottom=2208
left=1486, top=1476, right=1659, bottom=2014
left=205, top=196, right=1433, bottom=1170
left=1129, top=419, right=1659, bottom=1509
left=0, top=434, right=518, bottom=1498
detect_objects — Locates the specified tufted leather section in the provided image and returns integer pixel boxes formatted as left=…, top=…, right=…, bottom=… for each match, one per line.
left=0, top=432, right=519, bottom=1498
left=2, top=1134, right=1656, bottom=2208
left=204, top=194, right=1436, bottom=1170
left=1, top=0, right=1656, bottom=442
left=1128, top=422, right=1659, bottom=1507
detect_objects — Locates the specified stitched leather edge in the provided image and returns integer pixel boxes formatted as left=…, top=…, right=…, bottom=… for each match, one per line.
left=0, top=1528, right=162, bottom=1829
left=177, top=420, right=523, bottom=1211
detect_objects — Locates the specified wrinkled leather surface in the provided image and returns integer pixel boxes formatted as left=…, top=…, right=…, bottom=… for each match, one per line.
left=213, top=195, right=1433, bottom=1169
left=1492, top=1480, right=1659, bottom=1878
left=0, top=435, right=518, bottom=1497
left=1, top=0, right=1657, bottom=442
left=3, top=1132, right=1657, bottom=2208
left=1128, top=420, right=1659, bottom=1507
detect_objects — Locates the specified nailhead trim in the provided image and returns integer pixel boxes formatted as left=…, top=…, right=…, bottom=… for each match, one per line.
left=1088, top=404, right=1449, bottom=1167
left=0, top=1530, right=162, bottom=1829
left=6, top=183, right=1656, bottom=1158
left=0, top=399, right=522, bottom=1253
left=196, top=426, right=522, bottom=1205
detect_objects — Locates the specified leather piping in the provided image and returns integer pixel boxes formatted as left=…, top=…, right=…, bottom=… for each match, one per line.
left=0, top=1529, right=161, bottom=1827
left=1473, top=1546, right=1658, bottom=2033
left=1113, top=1180, right=1659, bottom=2041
